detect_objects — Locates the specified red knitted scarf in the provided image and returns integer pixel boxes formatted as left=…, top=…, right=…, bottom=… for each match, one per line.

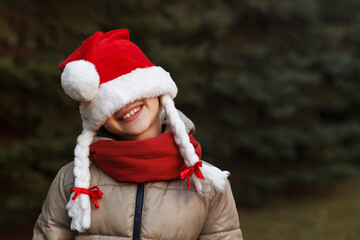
left=89, top=132, right=202, bottom=183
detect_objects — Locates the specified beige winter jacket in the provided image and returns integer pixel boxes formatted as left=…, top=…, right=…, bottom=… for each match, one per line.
left=33, top=160, right=242, bottom=240
left=33, top=112, right=243, bottom=239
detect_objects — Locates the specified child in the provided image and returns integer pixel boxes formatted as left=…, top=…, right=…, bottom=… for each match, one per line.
left=33, top=29, right=243, bottom=240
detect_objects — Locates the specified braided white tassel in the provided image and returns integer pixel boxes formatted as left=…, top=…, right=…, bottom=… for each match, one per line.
left=66, top=128, right=96, bottom=232
left=160, top=95, right=229, bottom=195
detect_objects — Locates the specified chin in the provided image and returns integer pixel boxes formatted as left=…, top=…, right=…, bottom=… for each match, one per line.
left=122, top=121, right=152, bottom=136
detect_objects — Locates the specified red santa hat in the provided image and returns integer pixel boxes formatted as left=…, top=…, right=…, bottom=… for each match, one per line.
left=59, top=29, right=229, bottom=232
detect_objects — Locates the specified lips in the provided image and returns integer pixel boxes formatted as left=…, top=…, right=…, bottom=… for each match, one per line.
left=118, top=104, right=143, bottom=122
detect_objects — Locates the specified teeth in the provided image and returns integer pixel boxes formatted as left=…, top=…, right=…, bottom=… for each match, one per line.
left=121, top=106, right=141, bottom=120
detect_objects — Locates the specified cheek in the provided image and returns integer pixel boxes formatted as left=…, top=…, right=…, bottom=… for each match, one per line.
left=146, top=98, right=160, bottom=114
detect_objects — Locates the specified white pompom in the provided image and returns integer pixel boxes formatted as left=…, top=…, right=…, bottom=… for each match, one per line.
left=61, top=60, right=100, bottom=101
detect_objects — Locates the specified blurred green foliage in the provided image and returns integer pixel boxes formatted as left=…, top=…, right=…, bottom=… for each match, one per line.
left=0, top=0, right=360, bottom=227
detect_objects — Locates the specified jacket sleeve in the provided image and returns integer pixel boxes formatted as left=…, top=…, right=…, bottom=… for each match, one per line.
left=199, top=181, right=243, bottom=240
left=33, top=164, right=76, bottom=240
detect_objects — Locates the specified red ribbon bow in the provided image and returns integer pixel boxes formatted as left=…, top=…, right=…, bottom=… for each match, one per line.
left=180, top=161, right=205, bottom=189
left=71, top=186, right=103, bottom=208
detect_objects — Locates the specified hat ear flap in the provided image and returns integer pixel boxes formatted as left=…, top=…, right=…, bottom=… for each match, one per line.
left=160, top=95, right=230, bottom=195
left=160, top=95, right=199, bottom=167
left=61, top=60, right=100, bottom=102
left=66, top=128, right=96, bottom=231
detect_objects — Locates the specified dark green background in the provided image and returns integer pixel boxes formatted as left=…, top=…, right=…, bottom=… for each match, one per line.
left=1, top=0, right=360, bottom=235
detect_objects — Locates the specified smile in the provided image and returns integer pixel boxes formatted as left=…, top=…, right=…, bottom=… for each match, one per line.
left=120, top=105, right=143, bottom=121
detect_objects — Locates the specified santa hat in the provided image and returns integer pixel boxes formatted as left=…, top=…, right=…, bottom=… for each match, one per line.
left=59, top=29, right=229, bottom=232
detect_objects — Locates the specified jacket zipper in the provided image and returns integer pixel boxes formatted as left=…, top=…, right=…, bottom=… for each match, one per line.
left=133, top=183, right=145, bottom=240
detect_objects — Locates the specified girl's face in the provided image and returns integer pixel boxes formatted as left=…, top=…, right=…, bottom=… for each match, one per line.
left=103, top=97, right=162, bottom=141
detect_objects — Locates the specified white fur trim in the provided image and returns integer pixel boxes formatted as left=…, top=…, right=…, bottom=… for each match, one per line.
left=160, top=95, right=197, bottom=167
left=160, top=94, right=230, bottom=195
left=66, top=129, right=96, bottom=232
left=80, top=66, right=177, bottom=130
left=201, top=163, right=230, bottom=192
left=61, top=60, right=100, bottom=102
